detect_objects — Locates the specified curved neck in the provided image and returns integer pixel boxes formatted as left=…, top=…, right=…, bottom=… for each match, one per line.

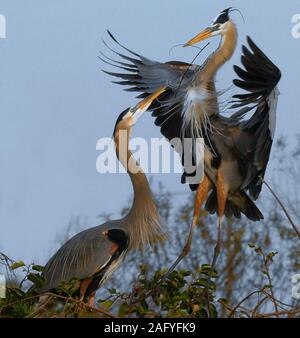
left=115, top=127, right=149, bottom=194
left=200, top=22, right=238, bottom=82
left=114, top=126, right=166, bottom=250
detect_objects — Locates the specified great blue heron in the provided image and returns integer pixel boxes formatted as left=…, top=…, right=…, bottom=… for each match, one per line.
left=38, top=88, right=167, bottom=306
left=102, top=8, right=281, bottom=274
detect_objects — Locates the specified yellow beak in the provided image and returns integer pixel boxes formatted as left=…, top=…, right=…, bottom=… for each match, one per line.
left=184, top=28, right=213, bottom=47
left=136, top=86, right=167, bottom=111
left=130, top=86, right=167, bottom=124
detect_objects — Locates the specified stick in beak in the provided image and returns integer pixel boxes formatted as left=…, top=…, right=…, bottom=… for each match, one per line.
left=184, top=28, right=213, bottom=47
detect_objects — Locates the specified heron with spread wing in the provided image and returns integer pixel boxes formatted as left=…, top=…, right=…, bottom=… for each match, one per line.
left=38, top=89, right=167, bottom=306
left=102, top=8, right=281, bottom=274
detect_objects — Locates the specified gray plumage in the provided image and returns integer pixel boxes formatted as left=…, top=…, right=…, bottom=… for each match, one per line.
left=39, top=221, right=125, bottom=293
left=101, top=31, right=201, bottom=98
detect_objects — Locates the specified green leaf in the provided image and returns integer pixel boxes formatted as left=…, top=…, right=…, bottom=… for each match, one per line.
left=180, top=270, right=192, bottom=277
left=8, top=287, right=25, bottom=297
left=141, top=299, right=149, bottom=311
left=31, top=265, right=44, bottom=272
left=194, top=278, right=208, bottom=287
left=118, top=303, right=130, bottom=317
left=198, top=308, right=209, bottom=318
left=266, top=252, right=278, bottom=263
left=218, top=298, right=228, bottom=304
left=254, top=247, right=263, bottom=254
left=263, top=284, right=273, bottom=289
left=107, top=288, right=117, bottom=295
left=201, top=264, right=212, bottom=271
left=208, top=304, right=218, bottom=318
left=102, top=300, right=114, bottom=309
left=11, top=261, right=25, bottom=270
left=27, top=273, right=45, bottom=288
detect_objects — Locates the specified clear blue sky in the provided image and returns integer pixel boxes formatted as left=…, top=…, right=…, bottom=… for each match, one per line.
left=0, top=0, right=299, bottom=264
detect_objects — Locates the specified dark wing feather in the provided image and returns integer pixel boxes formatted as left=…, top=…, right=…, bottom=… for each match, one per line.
left=101, top=30, right=200, bottom=96
left=230, top=36, right=281, bottom=199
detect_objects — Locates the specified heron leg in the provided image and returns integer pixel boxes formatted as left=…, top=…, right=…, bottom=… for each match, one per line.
left=165, top=175, right=211, bottom=276
left=79, top=277, right=92, bottom=303
left=208, top=170, right=228, bottom=284
left=88, top=292, right=96, bottom=308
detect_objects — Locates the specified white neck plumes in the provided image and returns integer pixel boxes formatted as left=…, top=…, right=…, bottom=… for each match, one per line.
left=181, top=21, right=238, bottom=142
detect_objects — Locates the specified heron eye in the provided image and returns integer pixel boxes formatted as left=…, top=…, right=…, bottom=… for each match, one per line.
left=102, top=231, right=109, bottom=237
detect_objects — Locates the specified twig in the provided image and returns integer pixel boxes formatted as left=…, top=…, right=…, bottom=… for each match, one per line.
left=260, top=176, right=300, bottom=240
left=174, top=43, right=210, bottom=97
left=27, top=295, right=55, bottom=318
left=262, top=290, right=300, bottom=310
left=0, top=291, right=114, bottom=318
left=45, top=292, right=115, bottom=318
left=252, top=296, right=269, bottom=317
left=255, top=309, right=300, bottom=318
left=261, top=252, right=279, bottom=316
left=229, top=290, right=262, bottom=317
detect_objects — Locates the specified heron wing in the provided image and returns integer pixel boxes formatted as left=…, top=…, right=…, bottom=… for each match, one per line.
left=39, top=223, right=125, bottom=293
left=101, top=31, right=210, bottom=186
left=101, top=31, right=200, bottom=98
left=229, top=36, right=281, bottom=199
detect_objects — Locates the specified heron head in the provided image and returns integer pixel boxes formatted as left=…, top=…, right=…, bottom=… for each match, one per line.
left=184, top=8, right=236, bottom=47
left=113, top=86, right=167, bottom=135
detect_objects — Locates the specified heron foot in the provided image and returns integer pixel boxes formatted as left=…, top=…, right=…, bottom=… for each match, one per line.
left=160, top=240, right=192, bottom=282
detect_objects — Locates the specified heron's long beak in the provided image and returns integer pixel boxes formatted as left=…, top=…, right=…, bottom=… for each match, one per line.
left=136, top=87, right=167, bottom=111
left=184, top=28, right=213, bottom=47
left=131, top=86, right=167, bottom=123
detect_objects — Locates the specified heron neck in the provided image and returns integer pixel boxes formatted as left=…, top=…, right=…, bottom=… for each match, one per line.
left=200, top=22, right=237, bottom=82
left=114, top=127, right=166, bottom=250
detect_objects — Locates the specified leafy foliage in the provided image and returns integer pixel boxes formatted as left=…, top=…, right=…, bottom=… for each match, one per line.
left=0, top=254, right=219, bottom=318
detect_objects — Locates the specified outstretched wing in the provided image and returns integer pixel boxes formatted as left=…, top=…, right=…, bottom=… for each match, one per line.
left=101, top=30, right=200, bottom=98
left=101, top=31, right=211, bottom=187
left=230, top=36, right=281, bottom=200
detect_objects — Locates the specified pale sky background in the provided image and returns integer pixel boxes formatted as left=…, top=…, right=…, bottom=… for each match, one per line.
left=0, top=0, right=299, bottom=264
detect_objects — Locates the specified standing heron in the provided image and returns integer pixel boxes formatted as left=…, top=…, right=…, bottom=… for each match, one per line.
left=38, top=88, right=167, bottom=306
left=101, top=8, right=281, bottom=274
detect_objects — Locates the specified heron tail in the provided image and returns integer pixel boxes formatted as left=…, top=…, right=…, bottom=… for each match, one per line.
left=205, top=189, right=264, bottom=221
